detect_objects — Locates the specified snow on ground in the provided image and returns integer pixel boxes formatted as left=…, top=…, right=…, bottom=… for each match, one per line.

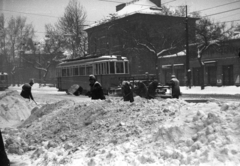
left=1, top=85, right=240, bottom=166
left=181, top=86, right=240, bottom=95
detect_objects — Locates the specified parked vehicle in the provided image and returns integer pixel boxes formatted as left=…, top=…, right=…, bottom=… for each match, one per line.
left=56, top=55, right=130, bottom=94
left=0, top=72, right=9, bottom=90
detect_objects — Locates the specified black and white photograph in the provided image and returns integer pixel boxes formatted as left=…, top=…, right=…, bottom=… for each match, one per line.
left=1, top=0, right=240, bottom=165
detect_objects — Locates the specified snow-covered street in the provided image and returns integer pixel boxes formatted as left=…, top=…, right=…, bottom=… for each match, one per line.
left=1, top=85, right=240, bottom=166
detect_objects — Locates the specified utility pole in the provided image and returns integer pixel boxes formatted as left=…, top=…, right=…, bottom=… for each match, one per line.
left=185, top=5, right=190, bottom=88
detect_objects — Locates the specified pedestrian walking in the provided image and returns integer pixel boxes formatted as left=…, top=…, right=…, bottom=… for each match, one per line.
left=88, top=75, right=105, bottom=100
left=147, top=80, right=158, bottom=99
left=121, top=81, right=134, bottom=102
left=166, top=75, right=181, bottom=99
left=20, top=79, right=37, bottom=104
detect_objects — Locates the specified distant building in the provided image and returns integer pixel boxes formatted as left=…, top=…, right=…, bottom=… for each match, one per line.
left=85, top=0, right=198, bottom=78
left=158, top=39, right=240, bottom=86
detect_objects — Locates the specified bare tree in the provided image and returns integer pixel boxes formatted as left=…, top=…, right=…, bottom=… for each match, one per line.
left=2, top=15, right=34, bottom=84
left=195, top=17, right=235, bottom=89
left=21, top=25, right=67, bottom=83
left=56, top=0, right=87, bottom=58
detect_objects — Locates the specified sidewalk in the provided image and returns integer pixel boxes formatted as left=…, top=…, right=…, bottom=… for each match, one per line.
left=180, top=86, right=240, bottom=95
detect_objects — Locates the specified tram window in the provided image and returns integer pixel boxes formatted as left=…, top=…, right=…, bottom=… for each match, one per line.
left=79, top=66, right=85, bottom=75
left=66, top=68, right=70, bottom=76
left=73, top=66, right=79, bottom=76
left=62, top=68, right=67, bottom=77
left=96, top=64, right=99, bottom=75
left=125, top=62, right=129, bottom=74
left=116, top=62, right=124, bottom=73
left=86, top=65, right=93, bottom=75
left=110, top=62, right=115, bottom=74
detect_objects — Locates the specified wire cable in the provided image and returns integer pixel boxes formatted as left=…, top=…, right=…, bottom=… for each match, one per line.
left=189, top=0, right=240, bottom=13
left=203, top=7, right=240, bottom=17
left=0, top=9, right=60, bottom=18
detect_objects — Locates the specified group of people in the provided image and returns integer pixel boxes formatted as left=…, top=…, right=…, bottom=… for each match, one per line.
left=121, top=74, right=181, bottom=102
left=19, top=74, right=181, bottom=103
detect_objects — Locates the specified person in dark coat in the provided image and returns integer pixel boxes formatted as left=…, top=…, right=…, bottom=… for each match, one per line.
left=136, top=81, right=148, bottom=98
left=0, top=130, right=10, bottom=166
left=89, top=75, right=105, bottom=100
left=147, top=80, right=159, bottom=99
left=166, top=75, right=181, bottom=99
left=121, top=81, right=134, bottom=102
left=20, top=79, right=35, bottom=101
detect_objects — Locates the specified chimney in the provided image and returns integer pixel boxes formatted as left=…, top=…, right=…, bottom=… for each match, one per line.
left=150, top=0, right=161, bottom=7
left=116, top=3, right=126, bottom=12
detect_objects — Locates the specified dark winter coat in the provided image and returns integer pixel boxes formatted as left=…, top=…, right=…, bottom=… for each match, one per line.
left=121, top=82, right=134, bottom=102
left=20, top=83, right=34, bottom=101
left=0, top=130, right=10, bottom=166
left=167, top=78, right=181, bottom=99
left=147, top=81, right=158, bottom=99
left=136, top=82, right=148, bottom=98
left=89, top=81, right=105, bottom=100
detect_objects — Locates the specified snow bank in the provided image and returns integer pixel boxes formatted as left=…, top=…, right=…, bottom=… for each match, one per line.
left=2, top=96, right=240, bottom=166
left=0, top=90, right=35, bottom=128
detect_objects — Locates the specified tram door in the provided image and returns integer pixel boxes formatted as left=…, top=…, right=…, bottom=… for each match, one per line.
left=222, top=65, right=234, bottom=85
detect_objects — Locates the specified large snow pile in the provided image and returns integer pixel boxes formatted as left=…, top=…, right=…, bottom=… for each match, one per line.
left=2, top=96, right=240, bottom=166
left=0, top=90, right=35, bottom=128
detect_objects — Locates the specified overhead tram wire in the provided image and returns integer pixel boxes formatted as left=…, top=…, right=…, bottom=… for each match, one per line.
left=220, top=19, right=240, bottom=23
left=0, top=9, right=59, bottom=18
left=189, top=0, right=240, bottom=13
left=203, top=7, right=240, bottom=17
left=0, top=9, right=95, bottom=24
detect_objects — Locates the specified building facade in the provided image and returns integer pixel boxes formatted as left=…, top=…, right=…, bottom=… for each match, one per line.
left=85, top=8, right=198, bottom=78
left=158, top=39, right=240, bottom=86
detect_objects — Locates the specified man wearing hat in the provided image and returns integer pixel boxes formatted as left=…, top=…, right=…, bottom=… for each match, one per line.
left=121, top=81, right=134, bottom=102
left=20, top=79, right=35, bottom=102
left=166, top=75, right=181, bottom=99
left=88, top=75, right=105, bottom=100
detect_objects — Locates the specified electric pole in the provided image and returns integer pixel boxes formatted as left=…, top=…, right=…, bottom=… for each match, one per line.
left=185, top=5, right=190, bottom=88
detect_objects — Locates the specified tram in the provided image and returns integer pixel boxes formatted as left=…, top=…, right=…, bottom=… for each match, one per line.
left=0, top=72, right=9, bottom=90
left=56, top=55, right=130, bottom=94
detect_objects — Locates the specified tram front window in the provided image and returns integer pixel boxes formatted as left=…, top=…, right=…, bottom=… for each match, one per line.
left=116, top=62, right=124, bottom=73
left=110, top=62, right=115, bottom=74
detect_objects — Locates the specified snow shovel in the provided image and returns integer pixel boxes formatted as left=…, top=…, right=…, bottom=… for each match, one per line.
left=32, top=99, right=38, bottom=106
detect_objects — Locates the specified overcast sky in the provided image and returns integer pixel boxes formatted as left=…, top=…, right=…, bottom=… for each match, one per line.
left=1, top=0, right=239, bottom=40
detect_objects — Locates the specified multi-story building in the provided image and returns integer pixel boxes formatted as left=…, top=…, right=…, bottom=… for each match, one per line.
left=85, top=0, right=198, bottom=80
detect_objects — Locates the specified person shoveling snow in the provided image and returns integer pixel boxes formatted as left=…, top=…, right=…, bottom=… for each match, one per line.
left=20, top=79, right=37, bottom=105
